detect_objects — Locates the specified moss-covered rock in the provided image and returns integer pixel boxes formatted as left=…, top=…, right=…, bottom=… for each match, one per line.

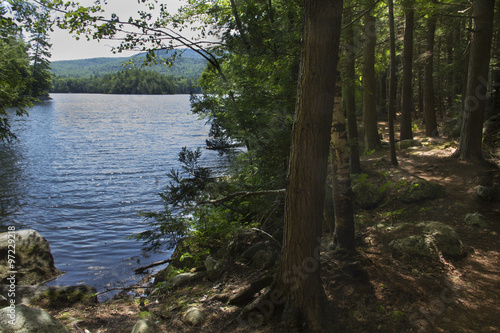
left=0, top=230, right=62, bottom=285
left=396, top=139, right=423, bottom=150
left=400, top=180, right=445, bottom=204
left=0, top=304, right=68, bottom=333
left=389, top=221, right=464, bottom=259
left=352, top=182, right=385, bottom=209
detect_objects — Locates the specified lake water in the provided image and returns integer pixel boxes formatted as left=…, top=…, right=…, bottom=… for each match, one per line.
left=0, top=94, right=227, bottom=297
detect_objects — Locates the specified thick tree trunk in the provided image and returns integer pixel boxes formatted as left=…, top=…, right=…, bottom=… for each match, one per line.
left=455, top=0, right=495, bottom=160
left=400, top=4, right=415, bottom=140
left=331, top=85, right=356, bottom=251
left=362, top=5, right=379, bottom=151
left=424, top=15, right=438, bottom=137
left=343, top=7, right=361, bottom=174
left=388, top=0, right=398, bottom=166
left=248, top=1, right=343, bottom=331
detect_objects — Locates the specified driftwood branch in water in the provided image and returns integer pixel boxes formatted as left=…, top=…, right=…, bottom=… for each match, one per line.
left=198, top=189, right=286, bottom=206
left=134, top=259, right=172, bottom=274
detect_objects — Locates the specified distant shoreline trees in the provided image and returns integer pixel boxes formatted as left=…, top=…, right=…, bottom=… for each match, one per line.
left=51, top=69, right=201, bottom=95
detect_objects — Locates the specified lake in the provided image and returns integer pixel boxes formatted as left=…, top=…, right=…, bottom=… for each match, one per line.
left=0, top=94, right=227, bottom=297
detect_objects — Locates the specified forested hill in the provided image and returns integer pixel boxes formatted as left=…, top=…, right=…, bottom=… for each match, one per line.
left=50, top=49, right=207, bottom=79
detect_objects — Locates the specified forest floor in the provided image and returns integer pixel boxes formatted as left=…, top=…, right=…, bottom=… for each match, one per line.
left=42, top=125, right=500, bottom=333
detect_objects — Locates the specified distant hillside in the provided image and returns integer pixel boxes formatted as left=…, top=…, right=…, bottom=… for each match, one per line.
left=51, top=49, right=207, bottom=78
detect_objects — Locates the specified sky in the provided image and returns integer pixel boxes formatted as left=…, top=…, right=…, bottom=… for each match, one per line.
left=48, top=0, right=188, bottom=61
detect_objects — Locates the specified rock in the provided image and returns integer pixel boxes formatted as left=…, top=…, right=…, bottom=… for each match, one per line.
left=183, top=307, right=204, bottom=326
left=241, top=242, right=277, bottom=269
left=164, top=272, right=205, bottom=289
left=396, top=139, right=423, bottom=150
left=204, top=257, right=224, bottom=280
left=464, top=212, right=489, bottom=228
left=154, top=239, right=197, bottom=283
left=250, top=250, right=277, bottom=270
left=483, top=114, right=500, bottom=158
left=390, top=235, right=434, bottom=257
left=421, top=222, right=463, bottom=257
left=223, top=229, right=262, bottom=259
left=241, top=242, right=269, bottom=262
left=131, top=319, right=157, bottom=333
left=390, top=221, right=463, bottom=258
left=400, top=180, right=445, bottom=203
left=0, top=285, right=97, bottom=307
left=0, top=230, right=61, bottom=285
left=476, top=185, right=496, bottom=202
left=0, top=304, right=68, bottom=333
left=352, top=182, right=385, bottom=209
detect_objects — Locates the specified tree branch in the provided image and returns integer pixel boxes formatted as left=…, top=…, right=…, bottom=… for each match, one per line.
left=134, top=259, right=172, bottom=274
left=198, top=189, right=286, bottom=206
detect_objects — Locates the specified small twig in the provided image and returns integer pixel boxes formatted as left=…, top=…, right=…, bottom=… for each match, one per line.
left=134, top=259, right=172, bottom=274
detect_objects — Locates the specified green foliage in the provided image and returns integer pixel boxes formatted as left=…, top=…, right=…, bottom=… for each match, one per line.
left=133, top=147, right=248, bottom=252
left=51, top=68, right=200, bottom=94
left=0, top=4, right=32, bottom=142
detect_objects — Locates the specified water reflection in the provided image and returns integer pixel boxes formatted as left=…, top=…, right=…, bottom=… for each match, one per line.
left=0, top=94, right=228, bottom=297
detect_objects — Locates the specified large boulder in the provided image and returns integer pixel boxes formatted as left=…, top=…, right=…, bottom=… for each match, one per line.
left=352, top=182, right=385, bottom=209
left=0, top=230, right=61, bottom=285
left=421, top=222, right=463, bottom=257
left=389, top=235, right=435, bottom=257
left=390, top=221, right=464, bottom=259
left=0, top=304, right=68, bottom=333
left=400, top=180, right=445, bottom=203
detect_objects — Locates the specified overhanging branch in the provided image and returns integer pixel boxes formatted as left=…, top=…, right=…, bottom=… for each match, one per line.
left=198, top=189, right=285, bottom=206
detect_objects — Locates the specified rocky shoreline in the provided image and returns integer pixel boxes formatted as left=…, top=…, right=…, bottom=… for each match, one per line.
left=0, top=227, right=282, bottom=332
left=1, top=170, right=497, bottom=332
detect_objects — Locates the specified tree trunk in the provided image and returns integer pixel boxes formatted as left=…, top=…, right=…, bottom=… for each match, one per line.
left=362, top=5, right=379, bottom=151
left=343, top=6, right=361, bottom=174
left=424, top=15, right=438, bottom=137
left=254, top=1, right=343, bottom=331
left=455, top=0, right=495, bottom=160
left=331, top=82, right=356, bottom=251
left=388, top=0, right=398, bottom=166
left=229, top=0, right=251, bottom=51
left=400, top=3, right=415, bottom=140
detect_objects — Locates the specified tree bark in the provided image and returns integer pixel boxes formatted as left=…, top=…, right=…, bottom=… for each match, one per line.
left=262, top=0, right=343, bottom=330
left=423, top=15, right=438, bottom=137
left=455, top=0, right=495, bottom=160
left=362, top=4, right=379, bottom=151
left=400, top=2, right=415, bottom=140
left=331, top=81, right=356, bottom=251
left=388, top=0, right=398, bottom=166
left=343, top=5, right=361, bottom=174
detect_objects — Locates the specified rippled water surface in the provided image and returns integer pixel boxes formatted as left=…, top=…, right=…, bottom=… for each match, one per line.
left=0, top=94, right=226, bottom=295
